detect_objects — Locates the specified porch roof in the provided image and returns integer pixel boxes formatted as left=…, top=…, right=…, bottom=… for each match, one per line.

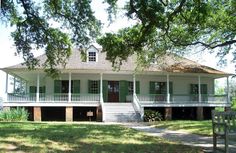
left=1, top=47, right=232, bottom=76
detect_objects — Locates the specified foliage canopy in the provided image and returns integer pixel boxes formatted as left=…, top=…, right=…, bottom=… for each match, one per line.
left=0, top=0, right=235, bottom=75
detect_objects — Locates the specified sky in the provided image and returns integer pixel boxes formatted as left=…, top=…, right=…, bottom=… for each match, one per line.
left=0, top=0, right=235, bottom=97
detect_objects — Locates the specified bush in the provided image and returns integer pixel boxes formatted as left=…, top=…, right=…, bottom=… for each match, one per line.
left=144, top=110, right=162, bottom=122
left=232, top=98, right=236, bottom=111
left=0, top=107, right=29, bottom=121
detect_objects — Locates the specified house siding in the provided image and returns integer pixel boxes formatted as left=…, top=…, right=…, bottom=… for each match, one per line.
left=39, top=74, right=214, bottom=96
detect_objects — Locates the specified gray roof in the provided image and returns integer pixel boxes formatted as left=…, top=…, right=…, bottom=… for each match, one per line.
left=2, top=46, right=231, bottom=75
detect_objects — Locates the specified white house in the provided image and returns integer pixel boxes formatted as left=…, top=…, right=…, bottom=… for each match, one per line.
left=1, top=45, right=232, bottom=122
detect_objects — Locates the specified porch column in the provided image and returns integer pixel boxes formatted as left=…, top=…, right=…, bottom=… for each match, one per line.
left=36, top=73, right=40, bottom=102
left=198, top=75, right=201, bottom=103
left=100, top=73, right=103, bottom=102
left=13, top=76, right=16, bottom=93
left=5, top=73, right=8, bottom=93
left=226, top=76, right=230, bottom=104
left=4, top=73, right=9, bottom=102
left=68, top=72, right=72, bottom=102
left=133, top=74, right=136, bottom=96
left=167, top=74, right=170, bottom=103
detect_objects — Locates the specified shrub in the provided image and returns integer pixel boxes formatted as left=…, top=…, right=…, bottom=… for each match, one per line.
left=232, top=98, right=236, bottom=111
left=0, top=107, right=29, bottom=121
left=144, top=110, right=162, bottom=122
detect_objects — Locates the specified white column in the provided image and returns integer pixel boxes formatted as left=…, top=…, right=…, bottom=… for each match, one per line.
left=36, top=73, right=40, bottom=102
left=36, top=73, right=39, bottom=102
left=133, top=74, right=136, bottom=96
left=198, top=75, right=201, bottom=103
left=3, top=73, right=9, bottom=102
left=5, top=73, right=8, bottom=93
left=100, top=73, right=103, bottom=102
left=13, top=76, right=16, bottom=93
left=227, top=76, right=230, bottom=103
left=68, top=72, right=72, bottom=102
left=167, top=74, right=170, bottom=103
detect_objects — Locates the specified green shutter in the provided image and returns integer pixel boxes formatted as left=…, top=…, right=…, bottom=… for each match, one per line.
left=149, top=81, right=155, bottom=94
left=29, top=86, right=36, bottom=93
left=201, top=84, right=208, bottom=102
left=40, top=86, right=46, bottom=93
left=169, top=82, right=173, bottom=94
left=54, top=80, right=61, bottom=93
left=103, top=80, right=108, bottom=102
left=73, top=80, right=80, bottom=93
left=190, top=84, right=197, bottom=94
left=97, top=80, right=100, bottom=93
left=119, top=80, right=128, bottom=102
left=88, top=80, right=92, bottom=93
left=88, top=80, right=100, bottom=94
left=201, top=84, right=207, bottom=94
left=136, top=81, right=140, bottom=94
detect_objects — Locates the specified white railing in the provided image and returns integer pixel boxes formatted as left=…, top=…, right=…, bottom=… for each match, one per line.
left=7, top=93, right=100, bottom=102
left=138, top=94, right=228, bottom=104
left=8, top=93, right=36, bottom=102
left=137, top=94, right=167, bottom=102
left=71, top=94, right=100, bottom=102
left=133, top=94, right=144, bottom=120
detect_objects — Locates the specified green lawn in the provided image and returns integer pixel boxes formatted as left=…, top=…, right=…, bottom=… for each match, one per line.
left=152, top=120, right=212, bottom=136
left=0, top=122, right=202, bottom=153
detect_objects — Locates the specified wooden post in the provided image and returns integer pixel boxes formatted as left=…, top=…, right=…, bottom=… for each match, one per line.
left=66, top=107, right=73, bottom=122
left=197, top=107, right=203, bottom=120
left=34, top=107, right=41, bottom=121
left=165, top=107, right=172, bottom=120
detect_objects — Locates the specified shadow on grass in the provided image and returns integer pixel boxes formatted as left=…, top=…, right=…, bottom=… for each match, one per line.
left=0, top=122, right=202, bottom=153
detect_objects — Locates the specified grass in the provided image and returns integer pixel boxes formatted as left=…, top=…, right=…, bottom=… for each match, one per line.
left=0, top=122, right=202, bottom=153
left=152, top=120, right=212, bottom=136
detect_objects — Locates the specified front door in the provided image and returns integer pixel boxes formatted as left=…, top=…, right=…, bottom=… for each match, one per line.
left=108, top=81, right=119, bottom=102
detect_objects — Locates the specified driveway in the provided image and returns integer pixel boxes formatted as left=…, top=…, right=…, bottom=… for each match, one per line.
left=123, top=122, right=236, bottom=153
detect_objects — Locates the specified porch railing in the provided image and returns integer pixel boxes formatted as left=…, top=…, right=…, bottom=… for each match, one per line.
left=7, top=93, right=100, bottom=102
left=133, top=94, right=144, bottom=119
left=137, top=94, right=228, bottom=104
left=8, top=93, right=36, bottom=102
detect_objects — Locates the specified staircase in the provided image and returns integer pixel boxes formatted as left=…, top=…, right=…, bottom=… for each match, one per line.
left=103, top=103, right=141, bottom=122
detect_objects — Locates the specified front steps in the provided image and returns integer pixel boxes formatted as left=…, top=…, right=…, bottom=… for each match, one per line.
left=103, top=103, right=141, bottom=122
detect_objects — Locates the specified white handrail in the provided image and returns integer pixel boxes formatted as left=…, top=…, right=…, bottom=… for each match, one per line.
left=133, top=94, right=144, bottom=120
left=100, top=95, right=105, bottom=122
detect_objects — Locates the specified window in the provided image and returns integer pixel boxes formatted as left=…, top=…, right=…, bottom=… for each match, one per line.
left=89, top=81, right=99, bottom=93
left=128, top=82, right=134, bottom=95
left=154, top=82, right=166, bottom=94
left=88, top=51, right=97, bottom=62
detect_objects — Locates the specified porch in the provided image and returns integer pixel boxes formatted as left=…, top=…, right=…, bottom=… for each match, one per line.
left=3, top=71, right=231, bottom=108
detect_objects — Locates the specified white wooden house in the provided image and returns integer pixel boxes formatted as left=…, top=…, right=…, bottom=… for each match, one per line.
left=1, top=45, right=232, bottom=122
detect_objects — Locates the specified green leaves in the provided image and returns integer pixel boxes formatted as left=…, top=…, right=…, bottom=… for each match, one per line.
left=1, top=0, right=101, bottom=77
left=99, top=0, right=236, bottom=69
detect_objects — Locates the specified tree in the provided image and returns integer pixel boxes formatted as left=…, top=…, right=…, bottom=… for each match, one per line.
left=98, top=0, right=236, bottom=69
left=1, top=0, right=101, bottom=77
left=1, top=0, right=235, bottom=75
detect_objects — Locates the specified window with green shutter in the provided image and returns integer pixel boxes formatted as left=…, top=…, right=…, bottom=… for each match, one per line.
left=54, top=80, right=62, bottom=93
left=136, top=81, right=140, bottom=94
left=119, top=80, right=128, bottom=102
left=103, top=80, right=108, bottom=102
left=29, top=86, right=37, bottom=94
left=149, top=82, right=167, bottom=94
left=88, top=80, right=100, bottom=94
left=149, top=81, right=155, bottom=94
left=72, top=80, right=80, bottom=93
